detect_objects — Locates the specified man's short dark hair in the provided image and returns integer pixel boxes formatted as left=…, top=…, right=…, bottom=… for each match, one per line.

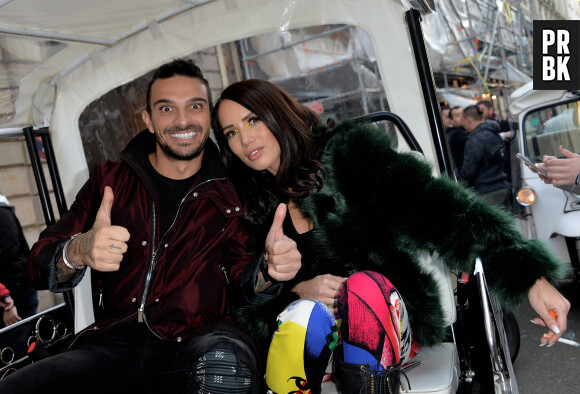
left=463, top=105, right=483, bottom=120
left=449, top=106, right=461, bottom=119
left=477, top=99, right=493, bottom=109
left=145, top=59, right=212, bottom=113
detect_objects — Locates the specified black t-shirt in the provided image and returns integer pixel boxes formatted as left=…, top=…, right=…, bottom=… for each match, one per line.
left=144, top=159, right=201, bottom=236
left=281, top=209, right=323, bottom=273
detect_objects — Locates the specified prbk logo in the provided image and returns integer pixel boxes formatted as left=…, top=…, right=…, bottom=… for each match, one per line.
left=533, top=20, right=580, bottom=90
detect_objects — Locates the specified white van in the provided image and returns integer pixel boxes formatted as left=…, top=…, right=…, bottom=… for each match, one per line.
left=510, top=82, right=580, bottom=279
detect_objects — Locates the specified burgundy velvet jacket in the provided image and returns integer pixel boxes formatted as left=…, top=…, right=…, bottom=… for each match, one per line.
left=27, top=131, right=255, bottom=343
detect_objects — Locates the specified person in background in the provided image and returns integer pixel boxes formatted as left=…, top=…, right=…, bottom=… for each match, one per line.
left=441, top=105, right=452, bottom=129
left=0, top=60, right=301, bottom=394
left=531, top=145, right=580, bottom=188
left=212, top=79, right=570, bottom=393
left=477, top=99, right=514, bottom=139
left=460, top=105, right=511, bottom=209
left=446, top=106, right=468, bottom=175
left=0, top=282, right=22, bottom=326
left=477, top=99, right=500, bottom=122
left=477, top=99, right=514, bottom=183
left=0, top=193, right=38, bottom=328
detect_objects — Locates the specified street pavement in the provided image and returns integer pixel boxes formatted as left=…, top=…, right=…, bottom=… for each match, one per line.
left=512, top=278, right=580, bottom=393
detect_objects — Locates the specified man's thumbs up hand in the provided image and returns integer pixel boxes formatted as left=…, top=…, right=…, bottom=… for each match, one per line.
left=263, top=204, right=301, bottom=282
left=94, top=185, right=114, bottom=229
left=67, top=186, right=131, bottom=272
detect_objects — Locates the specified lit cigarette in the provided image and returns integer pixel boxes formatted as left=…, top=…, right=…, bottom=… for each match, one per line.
left=543, top=334, right=580, bottom=347
left=557, top=338, right=580, bottom=347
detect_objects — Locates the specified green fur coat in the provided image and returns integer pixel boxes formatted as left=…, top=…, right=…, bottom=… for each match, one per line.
left=235, top=120, right=567, bottom=347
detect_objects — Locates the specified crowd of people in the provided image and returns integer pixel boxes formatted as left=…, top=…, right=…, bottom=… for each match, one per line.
left=0, top=60, right=572, bottom=394
left=442, top=100, right=515, bottom=210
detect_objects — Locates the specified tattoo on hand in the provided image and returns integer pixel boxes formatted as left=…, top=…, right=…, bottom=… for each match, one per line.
left=255, top=274, right=272, bottom=293
left=70, top=232, right=94, bottom=263
left=56, top=257, right=75, bottom=282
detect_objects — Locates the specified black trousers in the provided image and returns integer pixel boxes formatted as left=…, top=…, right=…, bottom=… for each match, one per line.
left=0, top=323, right=259, bottom=394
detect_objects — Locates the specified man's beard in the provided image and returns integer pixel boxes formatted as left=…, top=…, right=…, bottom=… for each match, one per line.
left=157, top=124, right=209, bottom=161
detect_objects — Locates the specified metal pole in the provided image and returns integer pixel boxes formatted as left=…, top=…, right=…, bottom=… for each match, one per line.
left=37, top=128, right=68, bottom=216
left=23, top=127, right=56, bottom=226
left=405, top=9, right=454, bottom=177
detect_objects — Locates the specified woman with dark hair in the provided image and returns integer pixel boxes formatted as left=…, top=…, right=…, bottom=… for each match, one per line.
left=214, top=79, right=325, bottom=214
left=212, top=79, right=570, bottom=393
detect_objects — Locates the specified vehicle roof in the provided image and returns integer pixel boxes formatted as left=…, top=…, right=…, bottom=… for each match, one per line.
left=508, top=81, right=574, bottom=116
left=1, top=0, right=439, bottom=201
left=0, top=0, right=217, bottom=129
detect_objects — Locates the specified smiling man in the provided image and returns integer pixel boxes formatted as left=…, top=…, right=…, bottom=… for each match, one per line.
left=143, top=73, right=210, bottom=166
left=1, top=59, right=302, bottom=394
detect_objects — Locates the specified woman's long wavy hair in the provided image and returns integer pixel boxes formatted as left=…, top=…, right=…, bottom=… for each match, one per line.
left=212, top=79, right=326, bottom=222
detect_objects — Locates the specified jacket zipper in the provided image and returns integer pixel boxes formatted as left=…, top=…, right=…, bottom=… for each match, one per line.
left=219, top=264, right=230, bottom=284
left=138, top=201, right=157, bottom=324
left=136, top=177, right=225, bottom=330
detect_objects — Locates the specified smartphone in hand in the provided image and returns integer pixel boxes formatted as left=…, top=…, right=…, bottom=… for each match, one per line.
left=516, top=153, right=548, bottom=176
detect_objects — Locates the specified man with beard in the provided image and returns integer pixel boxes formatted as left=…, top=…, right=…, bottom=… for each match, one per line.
left=0, top=59, right=301, bottom=393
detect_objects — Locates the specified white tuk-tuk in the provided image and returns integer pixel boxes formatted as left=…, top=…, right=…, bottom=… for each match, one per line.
left=0, top=0, right=519, bottom=392
left=510, top=82, right=580, bottom=279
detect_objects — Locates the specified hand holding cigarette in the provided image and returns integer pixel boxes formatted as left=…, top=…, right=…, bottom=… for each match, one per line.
left=532, top=309, right=576, bottom=347
left=542, top=333, right=580, bottom=347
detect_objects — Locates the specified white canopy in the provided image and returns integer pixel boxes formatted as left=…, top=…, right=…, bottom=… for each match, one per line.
left=1, top=0, right=441, bottom=203
left=0, top=0, right=214, bottom=129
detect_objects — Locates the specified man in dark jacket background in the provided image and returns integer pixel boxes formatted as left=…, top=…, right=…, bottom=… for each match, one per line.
left=0, top=59, right=301, bottom=394
left=445, top=106, right=469, bottom=175
left=0, top=193, right=38, bottom=327
left=460, top=105, right=511, bottom=209
left=477, top=99, right=514, bottom=183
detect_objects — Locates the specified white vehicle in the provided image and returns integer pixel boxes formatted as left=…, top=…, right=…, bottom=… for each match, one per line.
left=0, top=0, right=519, bottom=392
left=510, top=82, right=580, bottom=279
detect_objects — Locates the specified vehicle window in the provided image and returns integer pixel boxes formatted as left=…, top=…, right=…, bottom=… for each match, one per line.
left=231, top=25, right=388, bottom=122
left=78, top=24, right=392, bottom=168
left=523, top=100, right=580, bottom=161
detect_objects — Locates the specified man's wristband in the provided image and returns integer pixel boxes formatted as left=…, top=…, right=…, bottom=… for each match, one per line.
left=62, top=233, right=85, bottom=271
left=575, top=173, right=580, bottom=186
